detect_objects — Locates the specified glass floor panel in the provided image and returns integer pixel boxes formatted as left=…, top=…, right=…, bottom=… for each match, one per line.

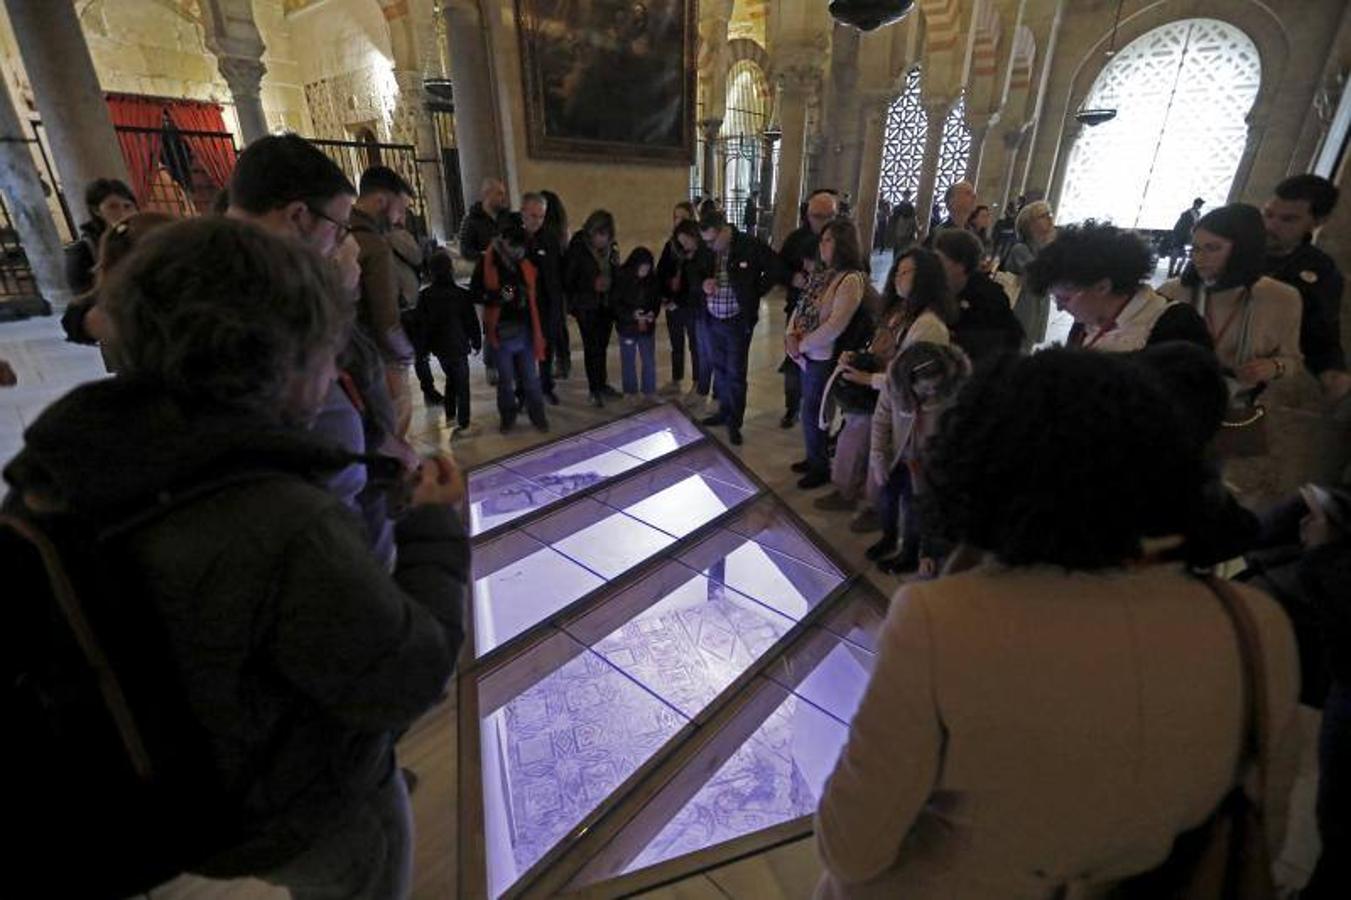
left=477, top=629, right=688, bottom=899
left=596, top=447, right=758, bottom=538
left=585, top=404, right=705, bottom=461
left=573, top=561, right=798, bottom=718
left=472, top=530, right=605, bottom=655
left=521, top=496, right=676, bottom=580
left=678, top=528, right=845, bottom=621
left=466, top=465, right=562, bottom=535
left=497, top=436, right=647, bottom=499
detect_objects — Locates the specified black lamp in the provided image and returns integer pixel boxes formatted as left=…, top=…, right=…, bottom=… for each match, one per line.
left=828, top=0, right=916, bottom=32
left=1074, top=0, right=1125, bottom=127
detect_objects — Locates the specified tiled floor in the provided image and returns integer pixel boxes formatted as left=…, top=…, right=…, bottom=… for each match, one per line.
left=0, top=253, right=1320, bottom=897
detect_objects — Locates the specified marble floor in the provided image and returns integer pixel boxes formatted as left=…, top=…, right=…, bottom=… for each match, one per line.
left=0, top=255, right=1320, bottom=897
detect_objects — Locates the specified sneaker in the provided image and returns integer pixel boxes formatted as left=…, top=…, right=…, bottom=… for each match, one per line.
left=849, top=508, right=882, bottom=533
left=779, top=410, right=797, bottom=429
left=728, top=425, right=743, bottom=446
left=797, top=469, right=830, bottom=490
left=544, top=390, right=560, bottom=406
left=790, top=459, right=812, bottom=474
left=812, top=490, right=856, bottom=512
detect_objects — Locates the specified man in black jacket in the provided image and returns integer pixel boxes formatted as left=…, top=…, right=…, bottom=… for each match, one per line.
left=459, top=177, right=509, bottom=384
left=522, top=192, right=565, bottom=402
left=690, top=210, right=783, bottom=445
left=777, top=189, right=839, bottom=428
left=934, top=228, right=1025, bottom=364
left=1263, top=174, right=1349, bottom=400
left=4, top=217, right=467, bottom=898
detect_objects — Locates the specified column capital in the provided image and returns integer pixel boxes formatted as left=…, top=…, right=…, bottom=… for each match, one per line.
left=699, top=118, right=724, bottom=141
left=774, top=62, right=824, bottom=97
left=218, top=55, right=267, bottom=100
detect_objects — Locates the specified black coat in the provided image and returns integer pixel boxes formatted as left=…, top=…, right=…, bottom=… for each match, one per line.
left=526, top=227, right=566, bottom=317
left=657, top=239, right=692, bottom=308
left=2, top=376, right=468, bottom=874
left=952, top=272, right=1025, bottom=363
left=563, top=232, right=619, bottom=315
left=457, top=202, right=498, bottom=263
left=686, top=228, right=783, bottom=328
left=613, top=269, right=661, bottom=335
left=416, top=281, right=482, bottom=358
left=1265, top=240, right=1346, bottom=376
left=778, top=225, right=819, bottom=314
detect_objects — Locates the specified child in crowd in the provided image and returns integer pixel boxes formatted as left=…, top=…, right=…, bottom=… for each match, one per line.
left=475, top=217, right=549, bottom=433
left=614, top=246, right=661, bottom=398
left=415, top=250, right=482, bottom=435
left=867, top=341, right=971, bottom=576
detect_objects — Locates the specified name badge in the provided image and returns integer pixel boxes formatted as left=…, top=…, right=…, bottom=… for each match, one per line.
left=738, top=260, right=749, bottom=269
left=1300, top=270, right=1318, bottom=284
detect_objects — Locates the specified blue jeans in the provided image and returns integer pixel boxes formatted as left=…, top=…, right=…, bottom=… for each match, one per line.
left=706, top=314, right=751, bottom=428
left=800, top=358, right=834, bottom=472
left=619, top=330, right=657, bottom=395
left=260, top=768, right=412, bottom=900
left=693, top=309, right=716, bottom=397
left=495, top=330, right=546, bottom=427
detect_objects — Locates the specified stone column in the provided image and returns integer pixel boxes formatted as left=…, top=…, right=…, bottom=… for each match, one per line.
left=854, top=96, right=890, bottom=253
left=394, top=69, right=449, bottom=241
left=758, top=129, right=779, bottom=239
left=3, top=0, right=129, bottom=203
left=700, top=118, right=722, bottom=198
left=999, top=126, right=1028, bottom=208
left=0, top=74, right=68, bottom=308
left=217, top=56, right=269, bottom=145
left=965, top=110, right=999, bottom=190
left=914, top=97, right=952, bottom=237
left=771, top=65, right=818, bottom=247
left=1230, top=111, right=1269, bottom=205
left=444, top=0, right=505, bottom=209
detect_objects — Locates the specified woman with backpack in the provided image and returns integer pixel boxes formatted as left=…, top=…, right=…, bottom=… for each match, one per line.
left=785, top=218, right=870, bottom=490
left=613, top=246, right=661, bottom=399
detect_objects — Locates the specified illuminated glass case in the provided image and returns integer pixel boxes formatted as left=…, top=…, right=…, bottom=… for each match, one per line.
left=459, top=404, right=887, bottom=899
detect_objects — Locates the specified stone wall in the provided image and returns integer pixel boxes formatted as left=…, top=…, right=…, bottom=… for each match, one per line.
left=290, top=0, right=405, bottom=143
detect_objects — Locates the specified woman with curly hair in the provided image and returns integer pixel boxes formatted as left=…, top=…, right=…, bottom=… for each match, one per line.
left=814, top=348, right=1300, bottom=900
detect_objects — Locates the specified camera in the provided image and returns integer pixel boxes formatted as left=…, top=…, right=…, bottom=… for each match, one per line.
left=828, top=0, right=916, bottom=32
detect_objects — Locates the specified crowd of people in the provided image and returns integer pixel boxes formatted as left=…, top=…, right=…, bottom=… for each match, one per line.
left=2, top=128, right=1349, bottom=900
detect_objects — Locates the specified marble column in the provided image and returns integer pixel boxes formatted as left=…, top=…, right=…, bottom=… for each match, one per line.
left=1230, top=111, right=1269, bottom=204
left=0, top=74, right=68, bottom=308
left=965, top=111, right=999, bottom=191
left=914, top=97, right=952, bottom=237
left=3, top=0, right=129, bottom=203
left=700, top=118, right=723, bottom=199
left=217, top=55, right=269, bottom=146
left=444, top=0, right=506, bottom=208
left=854, top=96, right=891, bottom=253
left=394, top=69, right=449, bottom=241
left=999, top=126, right=1028, bottom=209
left=758, top=130, right=779, bottom=239
left=771, top=66, right=818, bottom=247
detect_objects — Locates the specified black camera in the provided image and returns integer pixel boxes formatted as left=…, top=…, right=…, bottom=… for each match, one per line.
left=828, top=0, right=916, bottom=32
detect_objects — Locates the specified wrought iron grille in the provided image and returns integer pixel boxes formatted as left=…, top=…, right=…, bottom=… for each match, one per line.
left=112, top=124, right=238, bottom=218
left=934, top=93, right=972, bottom=221
left=1057, top=18, right=1261, bottom=229
left=0, top=192, right=39, bottom=301
left=880, top=67, right=926, bottom=206
left=718, top=61, right=771, bottom=230
left=308, top=137, right=430, bottom=240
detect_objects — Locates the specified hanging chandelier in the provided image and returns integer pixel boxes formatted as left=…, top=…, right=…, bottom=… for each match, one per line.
left=1076, top=0, right=1125, bottom=127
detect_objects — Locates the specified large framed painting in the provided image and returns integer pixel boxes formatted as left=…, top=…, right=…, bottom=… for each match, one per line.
left=515, top=0, right=698, bottom=165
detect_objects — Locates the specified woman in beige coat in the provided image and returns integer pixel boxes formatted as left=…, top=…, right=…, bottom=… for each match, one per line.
left=815, top=349, right=1300, bottom=900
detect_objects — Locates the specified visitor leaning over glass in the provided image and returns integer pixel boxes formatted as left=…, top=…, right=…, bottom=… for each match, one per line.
left=787, top=218, right=869, bottom=489
left=815, top=247, right=953, bottom=519
left=814, top=348, right=1299, bottom=900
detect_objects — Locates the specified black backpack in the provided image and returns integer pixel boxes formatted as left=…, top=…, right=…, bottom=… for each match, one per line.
left=3, top=491, right=252, bottom=898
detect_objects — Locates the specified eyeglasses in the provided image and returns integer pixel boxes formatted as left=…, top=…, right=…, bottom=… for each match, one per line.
left=306, top=205, right=351, bottom=242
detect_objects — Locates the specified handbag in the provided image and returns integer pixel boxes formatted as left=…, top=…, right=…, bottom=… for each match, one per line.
left=1195, top=286, right=1269, bottom=460
left=1108, top=576, right=1276, bottom=900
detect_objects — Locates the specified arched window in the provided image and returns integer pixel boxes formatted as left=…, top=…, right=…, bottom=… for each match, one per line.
left=880, top=67, right=926, bottom=205
left=934, top=94, right=972, bottom=220
left=720, top=60, right=772, bottom=228
left=1058, top=18, right=1261, bottom=229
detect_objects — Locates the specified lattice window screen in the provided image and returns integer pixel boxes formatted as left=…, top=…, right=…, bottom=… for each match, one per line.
left=934, top=94, right=972, bottom=220
left=720, top=61, right=772, bottom=227
left=880, top=67, right=926, bottom=204
left=1058, top=18, right=1261, bottom=229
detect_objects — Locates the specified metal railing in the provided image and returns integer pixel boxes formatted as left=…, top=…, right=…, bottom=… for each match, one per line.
left=307, top=137, right=430, bottom=240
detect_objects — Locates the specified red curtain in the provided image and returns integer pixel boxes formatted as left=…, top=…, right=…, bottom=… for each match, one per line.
left=163, top=102, right=236, bottom=189
left=105, top=95, right=237, bottom=201
left=105, top=94, right=164, bottom=204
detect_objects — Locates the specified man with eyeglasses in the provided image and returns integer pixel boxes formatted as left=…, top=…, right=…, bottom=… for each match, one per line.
left=777, top=189, right=840, bottom=429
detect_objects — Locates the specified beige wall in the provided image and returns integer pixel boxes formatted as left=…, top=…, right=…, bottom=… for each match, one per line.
left=483, top=0, right=690, bottom=257
left=289, top=0, right=405, bottom=142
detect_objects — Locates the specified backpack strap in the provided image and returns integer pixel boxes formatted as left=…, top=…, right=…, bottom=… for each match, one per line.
left=1, top=513, right=153, bottom=781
